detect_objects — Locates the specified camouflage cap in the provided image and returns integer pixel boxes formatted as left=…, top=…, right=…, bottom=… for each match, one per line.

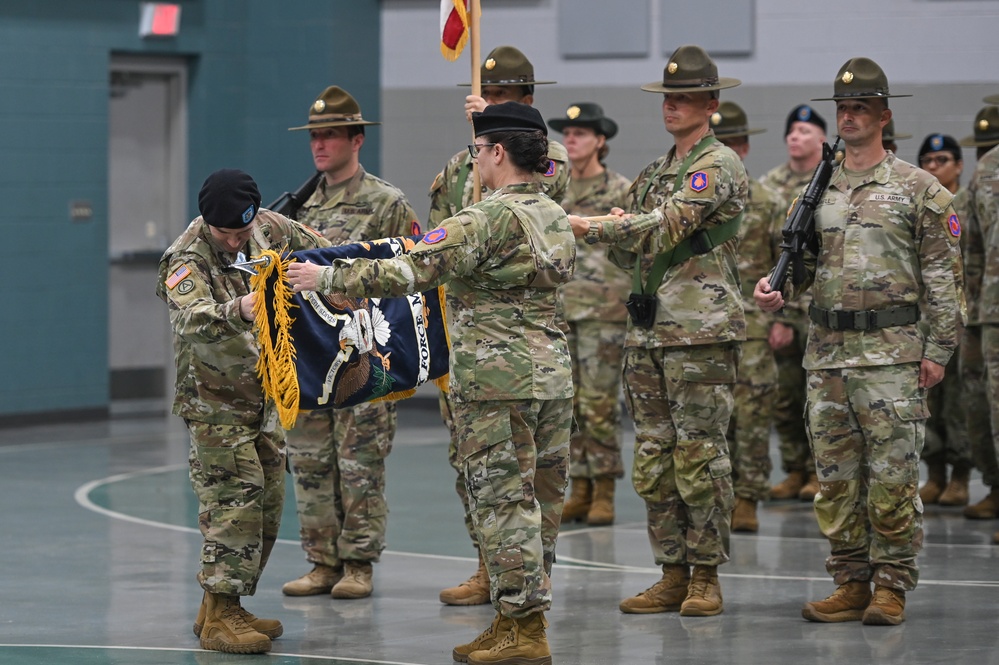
left=881, top=119, right=912, bottom=142
left=959, top=106, right=999, bottom=148
left=709, top=101, right=765, bottom=139
left=547, top=102, right=618, bottom=139
left=288, top=86, right=379, bottom=131
left=641, top=45, right=740, bottom=94
left=811, top=57, right=911, bottom=101
left=458, top=46, right=555, bottom=87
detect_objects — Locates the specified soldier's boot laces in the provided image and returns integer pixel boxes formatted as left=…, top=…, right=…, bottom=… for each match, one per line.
left=862, top=586, right=906, bottom=625
left=731, top=497, right=759, bottom=533
left=281, top=563, right=344, bottom=597
left=467, top=613, right=551, bottom=665
left=193, top=591, right=282, bottom=639
left=619, top=564, right=690, bottom=614
left=198, top=592, right=271, bottom=654
left=331, top=561, right=373, bottom=599
left=440, top=552, right=491, bottom=606
left=587, top=477, right=615, bottom=526
left=963, top=487, right=999, bottom=519
left=939, top=464, right=971, bottom=506
left=801, top=581, right=872, bottom=623
left=679, top=565, right=723, bottom=616
left=919, top=459, right=948, bottom=504
left=770, top=470, right=805, bottom=500
left=798, top=472, right=820, bottom=501
left=452, top=613, right=512, bottom=663
left=561, top=478, right=593, bottom=523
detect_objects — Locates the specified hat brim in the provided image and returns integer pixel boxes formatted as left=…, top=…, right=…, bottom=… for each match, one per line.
left=714, top=127, right=766, bottom=139
left=959, top=134, right=999, bottom=148
left=883, top=133, right=913, bottom=141
left=288, top=119, right=380, bottom=131
left=457, top=80, right=556, bottom=87
left=640, top=77, right=741, bottom=93
left=547, top=117, right=618, bottom=140
left=983, top=94, right=999, bottom=105
left=809, top=93, right=913, bottom=101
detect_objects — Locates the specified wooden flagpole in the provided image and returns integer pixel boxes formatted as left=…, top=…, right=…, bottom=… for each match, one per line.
left=470, top=0, right=482, bottom=202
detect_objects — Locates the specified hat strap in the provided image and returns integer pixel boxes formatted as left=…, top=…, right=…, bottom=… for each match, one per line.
left=310, top=113, right=364, bottom=123
left=666, top=77, right=719, bottom=88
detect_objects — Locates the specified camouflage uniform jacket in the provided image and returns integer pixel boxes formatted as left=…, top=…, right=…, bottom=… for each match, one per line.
left=796, top=152, right=964, bottom=370
left=297, top=165, right=420, bottom=244
left=321, top=182, right=575, bottom=403
left=595, top=132, right=749, bottom=348
left=970, top=145, right=999, bottom=323
left=157, top=210, right=327, bottom=425
left=953, top=186, right=983, bottom=324
left=560, top=169, right=632, bottom=322
left=427, top=140, right=570, bottom=227
left=739, top=179, right=784, bottom=340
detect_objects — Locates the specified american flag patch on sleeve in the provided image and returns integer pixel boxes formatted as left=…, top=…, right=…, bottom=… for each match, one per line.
left=165, top=264, right=191, bottom=290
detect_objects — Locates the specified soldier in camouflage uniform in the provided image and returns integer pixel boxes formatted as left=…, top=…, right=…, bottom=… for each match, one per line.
left=760, top=104, right=827, bottom=502
left=756, top=58, right=964, bottom=625
left=710, top=102, right=783, bottom=533
left=570, top=45, right=747, bottom=618
left=157, top=169, right=327, bottom=653
left=547, top=102, right=630, bottom=527
left=289, top=102, right=573, bottom=665
left=281, top=87, right=421, bottom=600
left=428, top=45, right=570, bottom=607
left=962, top=104, right=999, bottom=528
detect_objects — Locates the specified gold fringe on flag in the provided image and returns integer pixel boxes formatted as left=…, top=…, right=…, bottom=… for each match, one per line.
left=251, top=249, right=301, bottom=430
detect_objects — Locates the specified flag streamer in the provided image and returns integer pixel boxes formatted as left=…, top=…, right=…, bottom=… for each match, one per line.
left=440, top=0, right=470, bottom=61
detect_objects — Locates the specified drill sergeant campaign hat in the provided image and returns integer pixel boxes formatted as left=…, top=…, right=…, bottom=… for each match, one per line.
left=785, top=104, right=826, bottom=136
left=811, top=57, right=911, bottom=101
left=960, top=106, right=999, bottom=148
left=985, top=93, right=999, bottom=105
left=919, top=134, right=962, bottom=161
left=472, top=101, right=548, bottom=137
left=547, top=102, right=619, bottom=139
left=459, top=46, right=556, bottom=88
left=288, top=86, right=379, bottom=131
left=198, top=169, right=261, bottom=229
left=709, top=101, right=765, bottom=139
left=881, top=119, right=912, bottom=142
left=641, top=44, right=740, bottom=94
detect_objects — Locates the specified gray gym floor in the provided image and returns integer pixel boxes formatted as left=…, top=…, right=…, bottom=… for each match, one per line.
left=2, top=402, right=997, bottom=665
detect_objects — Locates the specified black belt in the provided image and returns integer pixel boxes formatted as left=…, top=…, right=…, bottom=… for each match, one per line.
left=808, top=303, right=920, bottom=331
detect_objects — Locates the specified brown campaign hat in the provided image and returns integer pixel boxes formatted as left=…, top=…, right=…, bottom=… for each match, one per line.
left=709, top=101, right=765, bottom=139
left=985, top=93, right=999, bottom=105
left=959, top=106, right=999, bottom=148
left=812, top=57, right=911, bottom=101
left=288, top=86, right=379, bottom=131
left=547, top=102, right=618, bottom=139
left=881, top=119, right=912, bottom=142
left=641, top=44, right=740, bottom=94
left=458, top=46, right=555, bottom=87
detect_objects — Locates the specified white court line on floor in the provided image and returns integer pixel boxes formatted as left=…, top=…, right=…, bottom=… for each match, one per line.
left=0, top=644, right=433, bottom=664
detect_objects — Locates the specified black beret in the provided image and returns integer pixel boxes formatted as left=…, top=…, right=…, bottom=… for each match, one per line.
left=198, top=169, right=262, bottom=229
left=785, top=104, right=827, bottom=137
left=472, top=101, right=548, bottom=138
left=918, top=133, right=962, bottom=160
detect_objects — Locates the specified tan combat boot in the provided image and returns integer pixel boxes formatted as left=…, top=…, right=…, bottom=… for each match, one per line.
left=801, top=581, right=871, bottom=622
left=467, top=613, right=551, bottom=665
left=731, top=497, right=759, bottom=533
left=770, top=470, right=805, bottom=500
left=862, top=586, right=905, bottom=625
left=918, top=459, right=948, bottom=504
left=679, top=565, right=723, bottom=616
left=798, top=472, right=820, bottom=501
left=452, top=613, right=513, bottom=663
left=193, top=591, right=282, bottom=639
left=331, top=561, right=373, bottom=599
left=938, top=464, right=971, bottom=506
left=198, top=592, right=271, bottom=654
left=587, top=477, right=615, bottom=526
left=281, top=563, right=344, bottom=596
left=619, top=564, right=690, bottom=614
left=440, top=552, right=491, bottom=606
left=963, top=487, right=999, bottom=519
left=561, top=477, right=592, bottom=523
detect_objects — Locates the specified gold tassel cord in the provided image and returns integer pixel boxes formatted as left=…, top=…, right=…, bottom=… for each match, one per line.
left=251, top=249, right=301, bottom=430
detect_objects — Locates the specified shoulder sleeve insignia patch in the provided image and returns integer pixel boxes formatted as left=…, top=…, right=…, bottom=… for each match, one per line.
left=411, top=220, right=422, bottom=235
left=544, top=160, right=556, bottom=177
left=948, top=214, right=962, bottom=237
left=165, top=264, right=191, bottom=290
left=423, top=227, right=448, bottom=244
left=689, top=171, right=709, bottom=192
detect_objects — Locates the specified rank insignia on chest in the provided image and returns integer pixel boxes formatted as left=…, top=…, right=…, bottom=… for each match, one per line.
left=948, top=214, right=962, bottom=237
left=689, top=171, right=709, bottom=192
left=165, top=264, right=191, bottom=290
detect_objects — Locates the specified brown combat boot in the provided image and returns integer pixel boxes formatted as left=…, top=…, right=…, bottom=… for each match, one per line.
left=731, top=497, right=759, bottom=533
left=619, top=564, right=690, bottom=614
left=440, top=552, right=491, bottom=605
left=919, top=459, right=948, bottom=504
left=452, top=613, right=513, bottom=663
left=193, top=591, right=282, bottom=639
left=798, top=473, right=820, bottom=501
left=963, top=487, right=999, bottom=519
left=281, top=563, right=344, bottom=596
left=587, top=477, right=615, bottom=526
left=561, top=477, right=592, bottom=523
left=198, top=592, right=271, bottom=654
left=862, top=586, right=906, bottom=625
left=938, top=464, right=971, bottom=506
left=679, top=565, right=723, bottom=616
left=802, top=581, right=872, bottom=623
left=770, top=470, right=805, bottom=500
left=467, top=613, right=551, bottom=665
left=331, top=561, right=373, bottom=599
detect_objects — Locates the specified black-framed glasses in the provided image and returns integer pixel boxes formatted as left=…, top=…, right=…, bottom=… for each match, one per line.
left=467, top=142, right=496, bottom=159
left=919, top=154, right=955, bottom=167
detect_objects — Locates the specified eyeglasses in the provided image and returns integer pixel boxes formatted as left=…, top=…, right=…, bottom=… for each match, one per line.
left=919, top=155, right=955, bottom=167
left=467, top=143, right=497, bottom=159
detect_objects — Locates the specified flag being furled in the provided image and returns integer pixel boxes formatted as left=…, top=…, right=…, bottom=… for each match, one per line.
left=251, top=237, right=450, bottom=429
left=440, top=0, right=470, bottom=61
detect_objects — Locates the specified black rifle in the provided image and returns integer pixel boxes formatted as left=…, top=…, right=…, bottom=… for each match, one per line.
left=268, top=171, right=323, bottom=219
left=768, top=137, right=842, bottom=295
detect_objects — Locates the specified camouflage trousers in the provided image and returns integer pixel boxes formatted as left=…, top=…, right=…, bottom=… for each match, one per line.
left=440, top=390, right=478, bottom=548
left=967, top=325, right=998, bottom=486
left=566, top=319, right=626, bottom=480
left=806, top=363, right=927, bottom=591
left=774, top=324, right=811, bottom=473
left=623, top=344, right=737, bottom=567
left=454, top=397, right=571, bottom=618
left=728, top=339, right=777, bottom=501
left=923, top=351, right=971, bottom=466
left=285, top=400, right=396, bottom=566
left=187, top=412, right=285, bottom=596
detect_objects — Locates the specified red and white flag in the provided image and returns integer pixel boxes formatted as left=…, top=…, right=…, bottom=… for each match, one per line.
left=440, top=0, right=470, bottom=61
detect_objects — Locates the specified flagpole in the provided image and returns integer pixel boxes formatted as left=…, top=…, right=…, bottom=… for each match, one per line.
left=470, top=0, right=482, bottom=202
